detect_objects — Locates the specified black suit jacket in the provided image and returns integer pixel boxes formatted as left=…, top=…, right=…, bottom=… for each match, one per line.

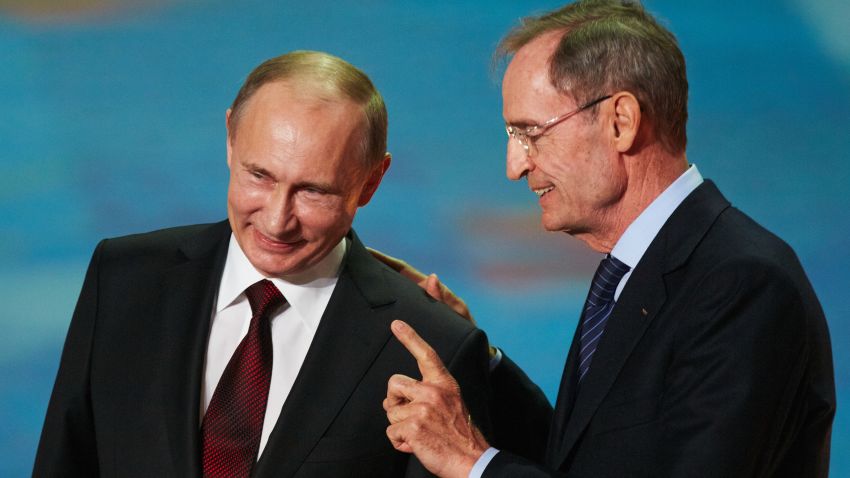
left=485, top=181, right=835, bottom=477
left=34, top=221, right=548, bottom=477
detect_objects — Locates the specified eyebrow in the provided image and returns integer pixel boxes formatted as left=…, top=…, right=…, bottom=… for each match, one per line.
left=242, top=161, right=339, bottom=193
left=295, top=180, right=339, bottom=193
left=242, top=162, right=274, bottom=177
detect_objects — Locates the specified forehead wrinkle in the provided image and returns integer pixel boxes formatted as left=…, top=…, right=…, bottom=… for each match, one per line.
left=504, top=36, right=578, bottom=126
left=234, top=81, right=367, bottom=182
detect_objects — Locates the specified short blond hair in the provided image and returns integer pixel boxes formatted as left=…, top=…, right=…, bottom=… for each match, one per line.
left=229, top=50, right=388, bottom=167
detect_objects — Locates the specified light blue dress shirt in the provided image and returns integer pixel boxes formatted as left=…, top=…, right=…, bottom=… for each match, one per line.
left=469, top=165, right=704, bottom=478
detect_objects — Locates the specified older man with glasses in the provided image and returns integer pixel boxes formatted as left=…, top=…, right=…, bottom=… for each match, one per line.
left=381, top=1, right=835, bottom=477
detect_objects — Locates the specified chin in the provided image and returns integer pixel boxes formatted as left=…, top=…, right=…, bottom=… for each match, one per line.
left=257, top=264, right=305, bottom=278
left=246, top=250, right=303, bottom=277
left=540, top=215, right=562, bottom=232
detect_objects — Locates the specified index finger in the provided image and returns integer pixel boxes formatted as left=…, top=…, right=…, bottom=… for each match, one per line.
left=391, top=320, right=450, bottom=383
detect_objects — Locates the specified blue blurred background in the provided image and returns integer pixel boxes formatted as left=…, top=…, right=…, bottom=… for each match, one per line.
left=1, top=0, right=847, bottom=475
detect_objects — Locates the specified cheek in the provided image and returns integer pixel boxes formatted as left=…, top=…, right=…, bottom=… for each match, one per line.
left=540, top=141, right=614, bottom=207
left=294, top=195, right=354, bottom=234
left=229, top=183, right=262, bottom=215
left=562, top=131, right=605, bottom=176
left=583, top=152, right=626, bottom=207
left=229, top=187, right=276, bottom=232
left=537, top=147, right=580, bottom=191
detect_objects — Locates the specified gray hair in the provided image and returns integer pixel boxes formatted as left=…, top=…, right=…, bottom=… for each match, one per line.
left=497, top=0, right=688, bottom=154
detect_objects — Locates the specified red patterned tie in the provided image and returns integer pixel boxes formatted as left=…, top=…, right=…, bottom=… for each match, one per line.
left=201, top=279, right=284, bottom=478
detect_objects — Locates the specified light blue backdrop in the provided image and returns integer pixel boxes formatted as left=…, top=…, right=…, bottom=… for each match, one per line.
left=1, top=0, right=847, bottom=475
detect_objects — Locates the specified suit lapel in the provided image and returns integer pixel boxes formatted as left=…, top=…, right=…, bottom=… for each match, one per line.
left=252, top=230, right=396, bottom=478
left=551, top=181, right=731, bottom=468
left=157, top=222, right=231, bottom=477
left=552, top=254, right=667, bottom=468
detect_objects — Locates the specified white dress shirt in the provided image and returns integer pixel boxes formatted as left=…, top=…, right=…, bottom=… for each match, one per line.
left=610, top=164, right=704, bottom=297
left=202, top=234, right=347, bottom=456
left=470, top=165, right=704, bottom=477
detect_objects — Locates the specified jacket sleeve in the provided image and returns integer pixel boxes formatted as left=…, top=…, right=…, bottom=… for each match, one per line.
left=33, top=240, right=105, bottom=477
left=483, top=450, right=566, bottom=478
left=456, top=332, right=555, bottom=478
left=487, top=353, right=552, bottom=463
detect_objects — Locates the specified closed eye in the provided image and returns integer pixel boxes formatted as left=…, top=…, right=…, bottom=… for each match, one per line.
left=302, top=186, right=328, bottom=195
left=243, top=165, right=272, bottom=182
left=295, top=180, right=336, bottom=195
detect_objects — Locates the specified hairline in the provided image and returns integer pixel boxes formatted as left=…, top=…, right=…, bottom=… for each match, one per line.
left=227, top=52, right=387, bottom=170
left=493, top=1, right=689, bottom=154
left=228, top=78, right=372, bottom=169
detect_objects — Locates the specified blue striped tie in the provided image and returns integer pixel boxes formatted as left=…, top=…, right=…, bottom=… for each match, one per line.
left=577, top=255, right=630, bottom=382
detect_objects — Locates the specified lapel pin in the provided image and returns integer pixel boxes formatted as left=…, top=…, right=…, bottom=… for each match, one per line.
left=641, top=308, right=648, bottom=316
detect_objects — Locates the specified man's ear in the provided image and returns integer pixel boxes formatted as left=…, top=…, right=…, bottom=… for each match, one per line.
left=358, top=152, right=392, bottom=207
left=225, top=108, right=234, bottom=168
left=610, top=92, right=641, bottom=153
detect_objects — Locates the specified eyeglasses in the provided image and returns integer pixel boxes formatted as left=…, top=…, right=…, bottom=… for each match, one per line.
left=505, top=95, right=612, bottom=156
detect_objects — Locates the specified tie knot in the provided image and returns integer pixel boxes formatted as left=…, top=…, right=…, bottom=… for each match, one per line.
left=588, top=255, right=631, bottom=305
left=244, top=279, right=285, bottom=318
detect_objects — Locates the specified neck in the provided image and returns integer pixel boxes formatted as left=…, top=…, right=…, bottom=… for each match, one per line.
left=576, top=147, right=687, bottom=253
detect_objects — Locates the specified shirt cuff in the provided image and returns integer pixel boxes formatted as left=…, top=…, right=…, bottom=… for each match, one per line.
left=488, top=347, right=503, bottom=372
left=468, top=447, right=499, bottom=478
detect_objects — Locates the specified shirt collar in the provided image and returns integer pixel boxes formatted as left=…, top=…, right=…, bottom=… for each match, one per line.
left=217, top=235, right=347, bottom=332
left=611, top=164, right=704, bottom=268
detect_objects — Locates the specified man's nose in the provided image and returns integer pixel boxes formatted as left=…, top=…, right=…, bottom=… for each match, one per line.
left=506, top=140, right=532, bottom=181
left=264, top=189, right=297, bottom=236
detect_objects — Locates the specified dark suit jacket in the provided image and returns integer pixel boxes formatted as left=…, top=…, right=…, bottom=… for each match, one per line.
left=33, top=221, right=548, bottom=477
left=485, top=181, right=835, bottom=477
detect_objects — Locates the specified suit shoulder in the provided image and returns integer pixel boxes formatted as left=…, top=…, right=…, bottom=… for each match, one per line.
left=681, top=206, right=825, bottom=329
left=99, top=222, right=221, bottom=257
left=379, top=264, right=476, bottom=338
left=93, top=221, right=228, bottom=275
left=342, top=235, right=485, bottom=372
left=698, top=206, right=803, bottom=276
left=344, top=247, right=477, bottom=350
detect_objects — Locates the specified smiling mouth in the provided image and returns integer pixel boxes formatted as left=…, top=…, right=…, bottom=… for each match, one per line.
left=534, top=186, right=554, bottom=198
left=254, top=229, right=305, bottom=249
